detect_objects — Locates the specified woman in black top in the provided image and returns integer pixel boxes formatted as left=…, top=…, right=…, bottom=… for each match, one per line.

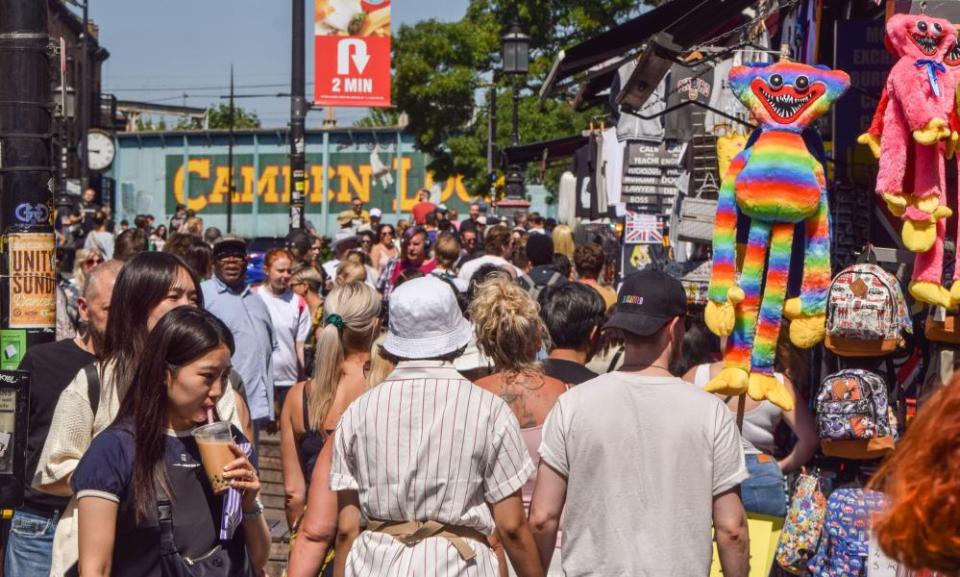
left=73, top=307, right=271, bottom=577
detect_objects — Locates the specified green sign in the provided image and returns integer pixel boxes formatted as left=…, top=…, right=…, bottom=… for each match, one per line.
left=0, top=330, right=27, bottom=370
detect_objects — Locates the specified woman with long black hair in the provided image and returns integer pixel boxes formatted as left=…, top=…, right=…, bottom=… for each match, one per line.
left=73, top=307, right=271, bottom=576
left=35, top=252, right=243, bottom=576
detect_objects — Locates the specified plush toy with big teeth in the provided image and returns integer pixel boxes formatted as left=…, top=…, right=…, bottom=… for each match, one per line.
left=705, top=62, right=849, bottom=411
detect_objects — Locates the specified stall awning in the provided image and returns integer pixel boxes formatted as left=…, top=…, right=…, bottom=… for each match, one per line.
left=543, top=0, right=758, bottom=99
left=502, top=134, right=589, bottom=165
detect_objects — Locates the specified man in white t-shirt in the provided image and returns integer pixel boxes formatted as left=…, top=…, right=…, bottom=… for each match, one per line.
left=529, top=270, right=750, bottom=577
left=256, top=251, right=311, bottom=408
left=457, top=224, right=522, bottom=283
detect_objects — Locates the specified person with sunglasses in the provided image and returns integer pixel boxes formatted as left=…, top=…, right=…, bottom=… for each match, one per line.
left=370, top=223, right=398, bottom=273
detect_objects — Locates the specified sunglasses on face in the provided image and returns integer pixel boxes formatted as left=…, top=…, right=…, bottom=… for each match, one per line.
left=382, top=230, right=395, bottom=237
left=85, top=257, right=103, bottom=266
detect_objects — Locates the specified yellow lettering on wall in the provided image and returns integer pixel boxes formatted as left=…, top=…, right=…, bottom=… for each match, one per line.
left=336, top=165, right=372, bottom=203
left=440, top=176, right=471, bottom=204
left=258, top=166, right=280, bottom=204
left=280, top=166, right=292, bottom=203
left=173, top=158, right=210, bottom=212
left=209, top=166, right=230, bottom=205
left=239, top=166, right=256, bottom=203
left=309, top=165, right=324, bottom=203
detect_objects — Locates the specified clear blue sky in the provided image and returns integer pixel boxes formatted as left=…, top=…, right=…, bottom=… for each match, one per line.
left=89, top=0, right=469, bottom=128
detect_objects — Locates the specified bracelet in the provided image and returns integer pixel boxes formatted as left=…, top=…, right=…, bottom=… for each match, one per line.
left=242, top=499, right=264, bottom=520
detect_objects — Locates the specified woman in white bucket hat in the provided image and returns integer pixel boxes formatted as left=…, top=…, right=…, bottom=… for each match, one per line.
left=329, top=276, right=543, bottom=577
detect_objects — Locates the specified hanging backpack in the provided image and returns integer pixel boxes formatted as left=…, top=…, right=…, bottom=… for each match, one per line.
left=824, top=261, right=910, bottom=357
left=816, top=368, right=895, bottom=459
left=775, top=471, right=828, bottom=575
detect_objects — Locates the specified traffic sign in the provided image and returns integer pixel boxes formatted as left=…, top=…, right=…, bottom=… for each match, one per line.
left=314, top=0, right=392, bottom=108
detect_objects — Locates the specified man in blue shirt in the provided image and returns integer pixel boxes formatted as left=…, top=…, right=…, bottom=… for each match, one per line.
left=202, top=237, right=276, bottom=440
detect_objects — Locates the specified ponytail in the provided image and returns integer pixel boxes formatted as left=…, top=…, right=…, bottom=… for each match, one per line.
left=307, top=282, right=381, bottom=431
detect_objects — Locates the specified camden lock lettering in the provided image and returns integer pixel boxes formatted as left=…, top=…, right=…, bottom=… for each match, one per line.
left=167, top=154, right=473, bottom=215
left=8, top=234, right=56, bottom=328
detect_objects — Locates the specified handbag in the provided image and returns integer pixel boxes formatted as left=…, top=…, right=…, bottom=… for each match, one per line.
left=156, top=478, right=234, bottom=577
left=774, top=471, right=828, bottom=574
left=677, top=172, right=718, bottom=244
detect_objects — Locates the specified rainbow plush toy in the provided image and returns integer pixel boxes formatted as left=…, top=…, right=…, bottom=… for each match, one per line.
left=859, top=16, right=959, bottom=309
left=705, top=62, right=849, bottom=411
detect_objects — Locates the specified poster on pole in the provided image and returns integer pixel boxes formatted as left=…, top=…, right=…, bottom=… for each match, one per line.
left=315, top=0, right=392, bottom=107
left=624, top=211, right=664, bottom=245
left=7, top=233, right=56, bottom=329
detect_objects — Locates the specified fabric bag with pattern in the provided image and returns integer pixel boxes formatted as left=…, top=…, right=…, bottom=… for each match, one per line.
left=816, top=369, right=895, bottom=459
left=775, top=472, right=827, bottom=574
left=824, top=263, right=911, bottom=357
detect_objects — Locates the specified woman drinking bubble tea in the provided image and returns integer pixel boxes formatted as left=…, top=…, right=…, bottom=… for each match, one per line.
left=72, top=307, right=270, bottom=577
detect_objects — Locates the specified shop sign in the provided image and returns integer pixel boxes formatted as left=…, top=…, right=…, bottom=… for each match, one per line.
left=7, top=233, right=56, bottom=329
left=622, top=141, right=686, bottom=212
left=0, top=331, right=26, bottom=371
left=314, top=0, right=391, bottom=107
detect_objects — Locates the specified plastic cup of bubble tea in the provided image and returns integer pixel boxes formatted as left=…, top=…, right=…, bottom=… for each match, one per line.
left=192, top=421, right=234, bottom=494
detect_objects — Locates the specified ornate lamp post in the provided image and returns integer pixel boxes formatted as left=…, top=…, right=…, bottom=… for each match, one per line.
left=498, top=20, right=530, bottom=221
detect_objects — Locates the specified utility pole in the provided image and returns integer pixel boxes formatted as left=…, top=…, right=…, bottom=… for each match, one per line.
left=227, top=65, right=235, bottom=234
left=78, top=0, right=89, bottom=191
left=0, top=0, right=55, bottom=507
left=289, top=0, right=307, bottom=231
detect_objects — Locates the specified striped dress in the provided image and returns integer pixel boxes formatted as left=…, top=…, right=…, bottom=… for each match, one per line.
left=330, top=360, right=534, bottom=576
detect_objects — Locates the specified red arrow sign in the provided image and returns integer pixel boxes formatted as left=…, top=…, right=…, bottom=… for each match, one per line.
left=314, top=1, right=392, bottom=108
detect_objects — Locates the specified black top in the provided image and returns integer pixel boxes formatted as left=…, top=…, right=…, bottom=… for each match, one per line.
left=71, top=423, right=251, bottom=577
left=299, top=386, right=329, bottom=484
left=542, top=358, right=598, bottom=386
left=22, top=339, right=95, bottom=513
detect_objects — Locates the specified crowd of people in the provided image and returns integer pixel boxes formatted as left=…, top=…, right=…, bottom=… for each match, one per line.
left=7, top=186, right=957, bottom=577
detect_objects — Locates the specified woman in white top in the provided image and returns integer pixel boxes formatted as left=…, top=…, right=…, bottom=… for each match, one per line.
left=684, top=345, right=818, bottom=517
left=35, top=252, right=242, bottom=577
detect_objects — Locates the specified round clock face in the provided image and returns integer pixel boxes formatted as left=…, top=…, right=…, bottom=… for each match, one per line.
left=87, top=131, right=115, bottom=172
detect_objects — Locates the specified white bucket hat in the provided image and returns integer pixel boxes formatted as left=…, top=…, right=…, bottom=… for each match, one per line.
left=384, top=276, right=473, bottom=359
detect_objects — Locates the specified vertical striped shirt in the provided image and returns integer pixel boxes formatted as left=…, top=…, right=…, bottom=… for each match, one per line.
left=330, top=360, right=534, bottom=577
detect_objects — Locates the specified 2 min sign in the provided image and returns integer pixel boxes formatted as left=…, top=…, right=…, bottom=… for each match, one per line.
left=314, top=0, right=391, bottom=107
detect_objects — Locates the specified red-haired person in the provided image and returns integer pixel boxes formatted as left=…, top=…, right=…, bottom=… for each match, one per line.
left=255, top=249, right=311, bottom=413
left=869, top=376, right=960, bottom=576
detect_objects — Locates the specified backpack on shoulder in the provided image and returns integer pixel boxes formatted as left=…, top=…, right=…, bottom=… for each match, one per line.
left=815, top=368, right=895, bottom=459
left=774, top=471, right=828, bottom=575
left=824, top=262, right=911, bottom=357
left=518, top=271, right=563, bottom=302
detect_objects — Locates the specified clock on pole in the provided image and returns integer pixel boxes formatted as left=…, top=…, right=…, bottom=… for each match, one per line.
left=86, top=130, right=115, bottom=172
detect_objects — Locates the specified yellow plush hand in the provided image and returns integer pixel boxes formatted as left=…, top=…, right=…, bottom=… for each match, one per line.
left=902, top=219, right=937, bottom=252
left=909, top=281, right=952, bottom=309
left=857, top=132, right=882, bottom=159
left=881, top=193, right=907, bottom=217
left=915, top=196, right=952, bottom=220
left=748, top=373, right=795, bottom=411
left=704, top=287, right=744, bottom=337
left=913, top=118, right=948, bottom=145
left=783, top=298, right=826, bottom=348
left=705, top=367, right=749, bottom=397
left=948, top=131, right=960, bottom=159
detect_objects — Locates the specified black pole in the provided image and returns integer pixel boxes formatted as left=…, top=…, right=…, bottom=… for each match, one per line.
left=79, top=0, right=89, bottom=190
left=511, top=81, right=519, bottom=146
left=227, top=65, right=234, bottom=234
left=289, top=0, right=307, bottom=231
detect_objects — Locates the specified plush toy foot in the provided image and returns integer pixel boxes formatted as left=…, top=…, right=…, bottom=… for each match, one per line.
left=705, top=367, right=749, bottom=397
left=948, top=131, right=960, bottom=160
left=783, top=298, right=826, bottom=348
left=748, top=373, right=795, bottom=411
left=914, top=195, right=953, bottom=221
left=901, top=219, right=938, bottom=252
left=910, top=281, right=952, bottom=309
left=913, top=118, right=949, bottom=145
left=857, top=132, right=881, bottom=159
left=881, top=193, right=907, bottom=217
left=704, top=287, right=744, bottom=337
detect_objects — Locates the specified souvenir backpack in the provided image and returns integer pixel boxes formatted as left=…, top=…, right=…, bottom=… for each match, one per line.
left=824, top=262, right=910, bottom=357
left=775, top=472, right=828, bottom=575
left=815, top=368, right=896, bottom=459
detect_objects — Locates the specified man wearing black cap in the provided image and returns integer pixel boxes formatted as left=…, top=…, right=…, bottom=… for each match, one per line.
left=528, top=270, right=749, bottom=577
left=202, top=236, right=276, bottom=443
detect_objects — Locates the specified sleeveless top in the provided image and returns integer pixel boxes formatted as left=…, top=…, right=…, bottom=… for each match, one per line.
left=692, top=364, right=783, bottom=455
left=520, top=382, right=570, bottom=548
left=299, top=385, right=333, bottom=484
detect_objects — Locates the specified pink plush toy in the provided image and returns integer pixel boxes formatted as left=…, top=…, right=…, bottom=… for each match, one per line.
left=875, top=14, right=956, bottom=308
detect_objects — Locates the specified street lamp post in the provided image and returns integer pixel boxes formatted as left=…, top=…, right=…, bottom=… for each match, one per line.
left=498, top=20, right=530, bottom=221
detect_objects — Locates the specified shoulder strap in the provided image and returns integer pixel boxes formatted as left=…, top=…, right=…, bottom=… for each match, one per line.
left=85, top=364, right=101, bottom=417
left=302, top=384, right=311, bottom=432
left=518, top=274, right=534, bottom=291
left=607, top=347, right=624, bottom=373
left=547, top=272, right=563, bottom=286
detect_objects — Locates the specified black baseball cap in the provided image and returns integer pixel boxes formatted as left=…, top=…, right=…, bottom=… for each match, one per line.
left=212, top=236, right=247, bottom=259
left=604, top=269, right=687, bottom=337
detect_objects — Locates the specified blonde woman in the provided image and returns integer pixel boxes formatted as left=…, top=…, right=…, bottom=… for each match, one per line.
left=551, top=225, right=575, bottom=261
left=56, top=248, right=104, bottom=340
left=335, top=259, right=367, bottom=286
left=283, top=283, right=381, bottom=577
left=470, top=277, right=567, bottom=576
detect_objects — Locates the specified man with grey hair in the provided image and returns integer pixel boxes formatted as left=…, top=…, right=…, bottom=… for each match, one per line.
left=4, top=260, right=121, bottom=577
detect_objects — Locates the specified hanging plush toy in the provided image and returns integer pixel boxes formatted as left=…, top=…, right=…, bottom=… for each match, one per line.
left=705, top=62, right=850, bottom=411
left=859, top=17, right=960, bottom=308
left=874, top=15, right=956, bottom=306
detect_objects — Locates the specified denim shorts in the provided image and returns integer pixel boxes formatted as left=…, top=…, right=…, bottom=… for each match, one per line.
left=4, top=509, right=59, bottom=577
left=741, top=453, right=787, bottom=517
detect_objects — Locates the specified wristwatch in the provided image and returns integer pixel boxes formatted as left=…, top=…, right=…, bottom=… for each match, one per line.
left=242, top=499, right=264, bottom=520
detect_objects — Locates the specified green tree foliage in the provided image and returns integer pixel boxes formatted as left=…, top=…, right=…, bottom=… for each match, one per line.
left=359, top=0, right=646, bottom=197
left=205, top=103, right=261, bottom=129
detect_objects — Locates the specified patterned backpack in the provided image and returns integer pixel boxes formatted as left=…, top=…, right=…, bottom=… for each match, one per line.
left=824, top=263, right=910, bottom=357
left=775, top=472, right=828, bottom=575
left=815, top=369, right=895, bottom=459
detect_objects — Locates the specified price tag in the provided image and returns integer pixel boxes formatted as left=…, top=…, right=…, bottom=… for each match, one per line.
left=869, top=532, right=910, bottom=577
